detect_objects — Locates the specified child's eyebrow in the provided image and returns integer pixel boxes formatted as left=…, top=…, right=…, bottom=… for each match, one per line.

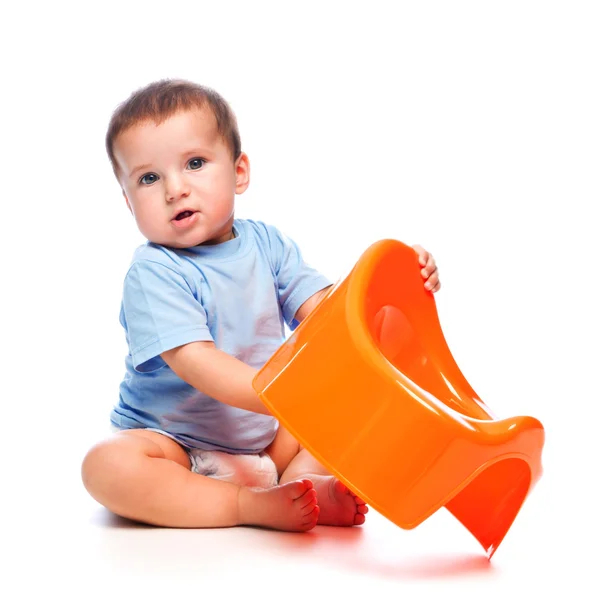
left=182, top=147, right=212, bottom=157
left=129, top=163, right=152, bottom=178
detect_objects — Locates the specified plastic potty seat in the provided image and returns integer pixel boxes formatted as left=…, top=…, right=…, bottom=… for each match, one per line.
left=253, top=239, right=544, bottom=557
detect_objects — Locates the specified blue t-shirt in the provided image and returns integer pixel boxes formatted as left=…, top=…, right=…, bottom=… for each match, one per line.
left=110, top=219, right=331, bottom=453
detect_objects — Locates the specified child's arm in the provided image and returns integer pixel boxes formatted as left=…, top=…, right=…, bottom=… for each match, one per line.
left=293, top=285, right=333, bottom=322
left=161, top=342, right=269, bottom=415
left=292, top=246, right=440, bottom=323
left=160, top=287, right=334, bottom=416
left=294, top=245, right=441, bottom=317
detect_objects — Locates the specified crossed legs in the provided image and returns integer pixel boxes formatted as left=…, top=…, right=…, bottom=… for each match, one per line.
left=81, top=425, right=367, bottom=531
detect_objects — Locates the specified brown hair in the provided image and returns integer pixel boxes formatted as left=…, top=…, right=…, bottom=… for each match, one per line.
left=105, top=79, right=242, bottom=178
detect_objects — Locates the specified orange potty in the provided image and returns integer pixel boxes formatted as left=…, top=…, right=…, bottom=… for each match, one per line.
left=253, top=239, right=544, bottom=558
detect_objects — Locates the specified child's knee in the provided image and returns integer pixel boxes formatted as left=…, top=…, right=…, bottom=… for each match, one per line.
left=81, top=438, right=127, bottom=499
left=81, top=434, right=154, bottom=500
left=81, top=431, right=189, bottom=502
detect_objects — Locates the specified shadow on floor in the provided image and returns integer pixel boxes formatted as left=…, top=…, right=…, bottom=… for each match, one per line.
left=90, top=508, right=495, bottom=581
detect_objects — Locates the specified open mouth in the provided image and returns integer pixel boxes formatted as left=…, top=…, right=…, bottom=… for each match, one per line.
left=171, top=210, right=199, bottom=229
left=174, top=210, right=195, bottom=221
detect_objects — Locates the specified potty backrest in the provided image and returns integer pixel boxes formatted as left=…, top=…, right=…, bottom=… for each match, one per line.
left=348, top=239, right=494, bottom=420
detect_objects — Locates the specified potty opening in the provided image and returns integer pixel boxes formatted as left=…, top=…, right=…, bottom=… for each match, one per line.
left=370, top=304, right=479, bottom=417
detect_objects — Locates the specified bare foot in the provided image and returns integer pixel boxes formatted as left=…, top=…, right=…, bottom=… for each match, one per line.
left=311, top=475, right=368, bottom=526
left=237, top=479, right=320, bottom=531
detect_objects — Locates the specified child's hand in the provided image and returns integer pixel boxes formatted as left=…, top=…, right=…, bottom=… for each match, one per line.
left=412, top=244, right=441, bottom=293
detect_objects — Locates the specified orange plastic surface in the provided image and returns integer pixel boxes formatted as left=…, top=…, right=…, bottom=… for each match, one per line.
left=253, top=239, right=544, bottom=558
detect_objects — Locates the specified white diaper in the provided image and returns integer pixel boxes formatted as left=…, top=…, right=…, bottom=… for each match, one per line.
left=189, top=449, right=279, bottom=489
left=110, top=424, right=278, bottom=489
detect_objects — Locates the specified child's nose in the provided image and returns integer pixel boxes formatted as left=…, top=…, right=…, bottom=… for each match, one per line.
left=165, top=175, right=190, bottom=201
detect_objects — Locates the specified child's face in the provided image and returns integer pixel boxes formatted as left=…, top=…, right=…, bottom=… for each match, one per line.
left=113, top=107, right=249, bottom=248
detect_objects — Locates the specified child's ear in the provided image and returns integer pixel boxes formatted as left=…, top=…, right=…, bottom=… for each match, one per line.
left=122, top=190, right=133, bottom=214
left=234, top=152, right=250, bottom=194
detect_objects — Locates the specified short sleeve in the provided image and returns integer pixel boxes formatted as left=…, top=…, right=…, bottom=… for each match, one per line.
left=267, top=226, right=332, bottom=329
left=121, top=260, right=213, bottom=372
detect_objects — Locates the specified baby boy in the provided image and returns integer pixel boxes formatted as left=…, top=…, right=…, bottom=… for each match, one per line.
left=81, top=79, right=441, bottom=531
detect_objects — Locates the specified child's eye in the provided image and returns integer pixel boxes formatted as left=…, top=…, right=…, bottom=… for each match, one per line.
left=187, top=158, right=205, bottom=170
left=140, top=173, right=158, bottom=185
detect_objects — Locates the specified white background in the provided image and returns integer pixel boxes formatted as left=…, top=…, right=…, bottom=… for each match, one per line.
left=2, top=1, right=598, bottom=598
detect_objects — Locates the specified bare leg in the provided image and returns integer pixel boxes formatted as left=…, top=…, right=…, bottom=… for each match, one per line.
left=81, top=429, right=319, bottom=531
left=265, top=427, right=368, bottom=527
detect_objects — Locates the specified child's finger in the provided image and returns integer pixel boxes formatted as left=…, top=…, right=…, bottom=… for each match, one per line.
left=425, top=272, right=441, bottom=292
left=420, top=253, right=436, bottom=276
left=412, top=244, right=428, bottom=267
left=413, top=244, right=429, bottom=267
